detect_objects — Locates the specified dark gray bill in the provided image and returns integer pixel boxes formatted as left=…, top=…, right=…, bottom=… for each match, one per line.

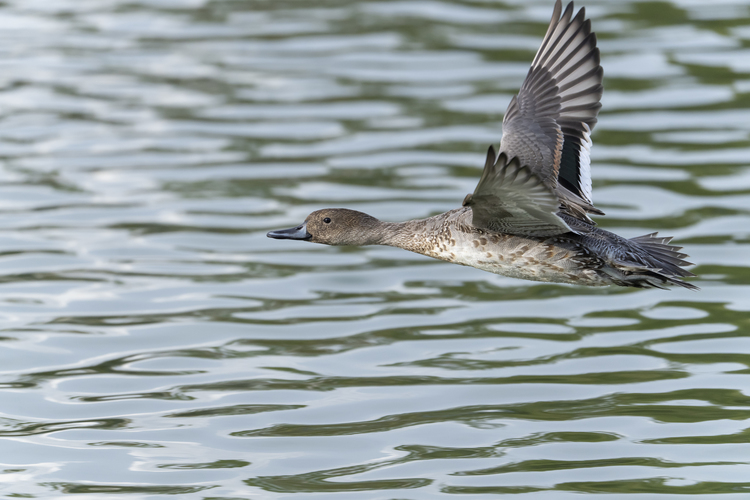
left=267, top=222, right=311, bottom=240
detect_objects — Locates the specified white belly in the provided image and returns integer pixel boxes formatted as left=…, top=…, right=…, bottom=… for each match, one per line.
left=424, top=232, right=606, bottom=286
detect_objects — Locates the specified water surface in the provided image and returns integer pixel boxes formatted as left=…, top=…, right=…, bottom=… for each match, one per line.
left=0, top=0, right=748, bottom=498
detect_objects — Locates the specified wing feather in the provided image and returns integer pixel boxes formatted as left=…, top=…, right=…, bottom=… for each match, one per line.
left=463, top=148, right=571, bottom=237
left=499, top=0, right=603, bottom=221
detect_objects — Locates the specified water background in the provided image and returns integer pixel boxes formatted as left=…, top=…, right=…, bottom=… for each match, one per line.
left=1, top=0, right=749, bottom=498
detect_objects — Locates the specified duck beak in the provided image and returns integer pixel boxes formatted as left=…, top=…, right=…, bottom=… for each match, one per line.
left=267, top=222, right=312, bottom=241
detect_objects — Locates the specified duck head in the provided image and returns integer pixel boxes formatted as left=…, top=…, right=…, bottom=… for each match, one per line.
left=267, top=208, right=383, bottom=246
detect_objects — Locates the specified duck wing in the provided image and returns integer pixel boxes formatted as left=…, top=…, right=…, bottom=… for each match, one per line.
left=463, top=147, right=571, bottom=236
left=499, top=0, right=603, bottom=221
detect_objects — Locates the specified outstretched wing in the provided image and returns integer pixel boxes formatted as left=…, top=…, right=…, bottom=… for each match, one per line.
left=463, top=147, right=571, bottom=237
left=499, top=0, right=603, bottom=220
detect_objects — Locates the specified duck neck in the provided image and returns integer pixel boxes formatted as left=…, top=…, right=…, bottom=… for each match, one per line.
left=376, top=217, right=441, bottom=254
left=327, top=214, right=414, bottom=247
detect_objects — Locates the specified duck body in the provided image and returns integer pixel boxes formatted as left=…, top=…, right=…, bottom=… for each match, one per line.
left=380, top=207, right=612, bottom=286
left=267, top=0, right=698, bottom=290
left=367, top=207, right=695, bottom=289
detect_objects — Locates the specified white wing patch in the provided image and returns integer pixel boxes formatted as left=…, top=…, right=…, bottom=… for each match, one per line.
left=578, top=123, right=593, bottom=203
left=498, top=0, right=603, bottom=221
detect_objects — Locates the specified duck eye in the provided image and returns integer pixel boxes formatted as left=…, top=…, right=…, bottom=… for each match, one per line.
left=323, top=217, right=331, bottom=224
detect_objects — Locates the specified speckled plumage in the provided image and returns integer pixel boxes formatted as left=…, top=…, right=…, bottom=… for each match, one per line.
left=376, top=208, right=695, bottom=289
left=267, top=0, right=698, bottom=290
left=382, top=208, right=602, bottom=285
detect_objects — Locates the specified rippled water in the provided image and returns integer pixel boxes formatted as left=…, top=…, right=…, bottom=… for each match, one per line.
left=0, top=0, right=748, bottom=497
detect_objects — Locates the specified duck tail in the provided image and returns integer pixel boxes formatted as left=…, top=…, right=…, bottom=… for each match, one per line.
left=606, top=232, right=699, bottom=290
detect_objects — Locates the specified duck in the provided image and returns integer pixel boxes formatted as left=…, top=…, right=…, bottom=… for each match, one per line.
left=267, top=0, right=698, bottom=290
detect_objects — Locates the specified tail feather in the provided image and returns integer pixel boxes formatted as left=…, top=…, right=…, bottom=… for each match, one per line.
left=604, top=262, right=700, bottom=291
left=616, top=232, right=699, bottom=290
left=636, top=248, right=695, bottom=274
left=632, top=234, right=690, bottom=260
